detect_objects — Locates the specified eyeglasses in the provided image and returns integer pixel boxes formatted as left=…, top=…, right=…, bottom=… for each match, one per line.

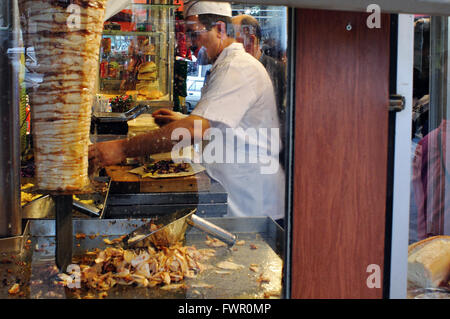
left=185, top=20, right=208, bottom=40
left=185, top=28, right=208, bottom=41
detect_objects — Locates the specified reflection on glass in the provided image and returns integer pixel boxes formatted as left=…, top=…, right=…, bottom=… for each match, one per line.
left=98, top=4, right=175, bottom=104
left=411, top=16, right=450, bottom=242
left=6, top=0, right=288, bottom=300
left=408, top=15, right=450, bottom=298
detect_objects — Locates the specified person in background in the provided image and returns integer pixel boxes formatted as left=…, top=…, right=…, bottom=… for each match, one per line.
left=89, top=1, right=285, bottom=227
left=412, top=119, right=450, bottom=240
left=232, top=14, right=287, bottom=167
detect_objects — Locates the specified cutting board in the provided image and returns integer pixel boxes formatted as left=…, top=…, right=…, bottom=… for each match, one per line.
left=105, top=165, right=211, bottom=193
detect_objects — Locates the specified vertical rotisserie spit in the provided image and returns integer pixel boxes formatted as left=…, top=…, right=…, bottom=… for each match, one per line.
left=19, top=0, right=107, bottom=191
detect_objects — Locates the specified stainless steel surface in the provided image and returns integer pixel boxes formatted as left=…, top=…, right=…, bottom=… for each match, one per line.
left=189, top=214, right=236, bottom=247
left=21, top=183, right=110, bottom=220
left=123, top=208, right=195, bottom=248
left=93, top=104, right=149, bottom=123
left=105, top=180, right=228, bottom=218
left=90, top=134, right=128, bottom=143
left=0, top=0, right=21, bottom=238
left=0, top=221, right=30, bottom=253
left=107, top=181, right=227, bottom=205
left=22, top=195, right=55, bottom=219
left=1, top=217, right=283, bottom=299
left=72, top=200, right=101, bottom=218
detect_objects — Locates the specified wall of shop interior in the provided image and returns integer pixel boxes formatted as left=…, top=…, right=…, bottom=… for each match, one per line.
left=292, top=9, right=390, bottom=298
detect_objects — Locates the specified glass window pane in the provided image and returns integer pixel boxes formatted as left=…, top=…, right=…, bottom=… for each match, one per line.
left=409, top=15, right=450, bottom=298
left=7, top=0, right=289, bottom=299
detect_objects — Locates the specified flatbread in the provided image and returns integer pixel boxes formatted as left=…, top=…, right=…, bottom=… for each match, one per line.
left=129, top=161, right=205, bottom=179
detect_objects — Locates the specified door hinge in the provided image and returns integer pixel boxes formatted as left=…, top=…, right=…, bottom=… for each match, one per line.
left=389, top=94, right=405, bottom=112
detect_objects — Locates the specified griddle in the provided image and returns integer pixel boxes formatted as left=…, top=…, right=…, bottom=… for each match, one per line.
left=0, top=217, right=284, bottom=299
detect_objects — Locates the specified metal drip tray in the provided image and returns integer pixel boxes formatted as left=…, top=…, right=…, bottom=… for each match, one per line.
left=0, top=217, right=284, bottom=299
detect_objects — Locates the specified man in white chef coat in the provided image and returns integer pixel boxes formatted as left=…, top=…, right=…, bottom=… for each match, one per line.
left=89, top=1, right=285, bottom=225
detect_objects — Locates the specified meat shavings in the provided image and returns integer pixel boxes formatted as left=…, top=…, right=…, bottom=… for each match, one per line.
left=205, top=235, right=227, bottom=248
left=264, top=291, right=281, bottom=298
left=103, top=235, right=126, bottom=245
left=75, top=233, right=86, bottom=240
left=58, top=244, right=213, bottom=293
left=8, top=283, right=20, bottom=295
left=216, top=261, right=245, bottom=270
left=144, top=160, right=190, bottom=175
left=190, top=282, right=213, bottom=289
left=160, top=283, right=188, bottom=290
left=249, top=264, right=259, bottom=273
left=257, top=274, right=271, bottom=286
left=21, top=192, right=41, bottom=205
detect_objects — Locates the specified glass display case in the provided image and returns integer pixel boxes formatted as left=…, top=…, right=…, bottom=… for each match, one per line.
left=97, top=4, right=176, bottom=106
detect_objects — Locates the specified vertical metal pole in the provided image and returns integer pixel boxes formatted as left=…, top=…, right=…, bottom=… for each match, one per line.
left=55, top=195, right=73, bottom=272
left=0, top=0, right=22, bottom=238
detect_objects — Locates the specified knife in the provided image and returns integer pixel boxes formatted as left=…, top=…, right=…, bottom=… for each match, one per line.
left=121, top=208, right=236, bottom=249
left=120, top=209, right=194, bottom=249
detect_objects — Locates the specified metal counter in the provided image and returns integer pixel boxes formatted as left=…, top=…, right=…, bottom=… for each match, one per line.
left=0, top=217, right=284, bottom=299
left=105, top=181, right=228, bottom=218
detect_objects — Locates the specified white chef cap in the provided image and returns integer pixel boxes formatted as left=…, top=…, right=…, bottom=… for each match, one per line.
left=183, top=0, right=232, bottom=18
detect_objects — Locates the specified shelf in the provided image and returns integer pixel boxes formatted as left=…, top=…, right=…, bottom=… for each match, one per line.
left=98, top=2, right=175, bottom=105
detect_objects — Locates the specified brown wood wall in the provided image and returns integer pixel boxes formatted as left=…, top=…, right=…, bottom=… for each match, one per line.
left=291, top=9, right=390, bottom=298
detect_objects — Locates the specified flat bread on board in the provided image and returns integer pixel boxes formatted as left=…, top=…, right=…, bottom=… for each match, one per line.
left=129, top=160, right=205, bottom=179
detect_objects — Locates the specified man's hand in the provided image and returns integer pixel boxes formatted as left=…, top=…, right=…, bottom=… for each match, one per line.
left=152, top=108, right=187, bottom=126
left=88, top=139, right=127, bottom=169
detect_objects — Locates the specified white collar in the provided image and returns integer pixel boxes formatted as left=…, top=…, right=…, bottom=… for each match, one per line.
left=213, top=42, right=244, bottom=67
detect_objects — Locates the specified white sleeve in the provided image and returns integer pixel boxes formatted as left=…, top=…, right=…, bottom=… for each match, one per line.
left=191, top=60, right=257, bottom=128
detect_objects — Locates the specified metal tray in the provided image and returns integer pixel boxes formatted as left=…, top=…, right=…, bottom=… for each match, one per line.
left=0, top=217, right=284, bottom=299
left=92, top=104, right=149, bottom=123
left=105, top=181, right=228, bottom=218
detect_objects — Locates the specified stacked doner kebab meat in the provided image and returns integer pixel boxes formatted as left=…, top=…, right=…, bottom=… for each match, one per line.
left=19, top=0, right=107, bottom=191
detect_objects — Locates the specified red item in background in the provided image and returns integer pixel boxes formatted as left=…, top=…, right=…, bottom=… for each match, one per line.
left=102, top=38, right=111, bottom=53
left=175, top=13, right=191, bottom=60
left=177, top=33, right=188, bottom=58
left=100, top=61, right=108, bottom=78
left=26, top=104, right=30, bottom=134
left=175, top=0, right=183, bottom=12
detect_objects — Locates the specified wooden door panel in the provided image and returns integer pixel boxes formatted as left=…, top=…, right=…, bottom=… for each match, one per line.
left=292, top=9, right=390, bottom=298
